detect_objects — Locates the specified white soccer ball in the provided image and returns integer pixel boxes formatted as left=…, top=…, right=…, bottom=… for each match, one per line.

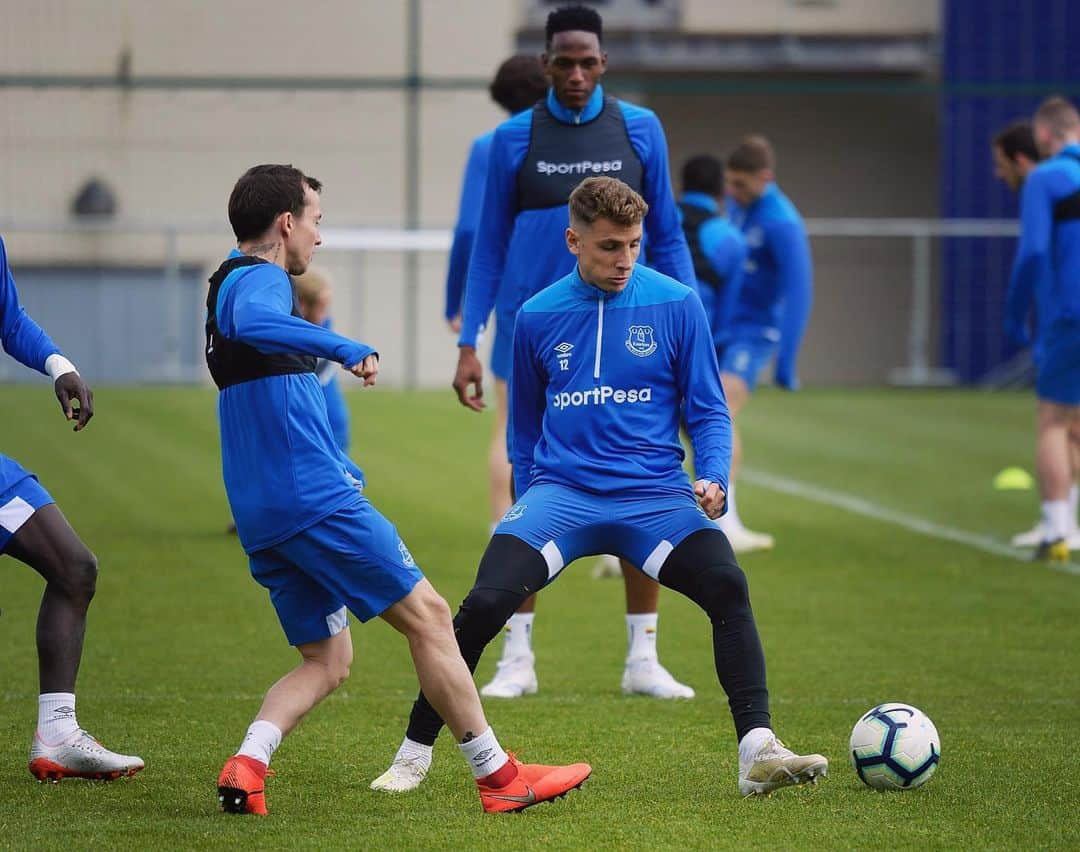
left=850, top=702, right=940, bottom=791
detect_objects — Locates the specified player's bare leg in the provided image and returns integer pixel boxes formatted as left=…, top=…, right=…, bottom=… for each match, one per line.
left=619, top=562, right=694, bottom=698
left=1033, top=401, right=1078, bottom=561
left=7, top=505, right=144, bottom=781
left=717, top=374, right=774, bottom=553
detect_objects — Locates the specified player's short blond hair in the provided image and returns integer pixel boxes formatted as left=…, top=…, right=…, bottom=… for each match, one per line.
left=1034, top=96, right=1080, bottom=140
left=292, top=266, right=332, bottom=308
left=568, top=177, right=649, bottom=229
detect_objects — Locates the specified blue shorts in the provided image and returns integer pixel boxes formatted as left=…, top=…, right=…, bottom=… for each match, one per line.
left=717, top=338, right=778, bottom=392
left=248, top=498, right=423, bottom=646
left=490, top=308, right=516, bottom=381
left=494, top=482, right=716, bottom=583
left=0, top=466, right=55, bottom=554
left=1036, top=320, right=1080, bottom=405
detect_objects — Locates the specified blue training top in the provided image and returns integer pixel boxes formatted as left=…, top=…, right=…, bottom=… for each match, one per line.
left=1005, top=142, right=1080, bottom=345
left=458, top=85, right=695, bottom=349
left=678, top=191, right=747, bottom=339
left=509, top=263, right=731, bottom=501
left=444, top=130, right=494, bottom=322
left=1, top=233, right=63, bottom=492
left=726, top=183, right=813, bottom=389
left=212, top=250, right=375, bottom=554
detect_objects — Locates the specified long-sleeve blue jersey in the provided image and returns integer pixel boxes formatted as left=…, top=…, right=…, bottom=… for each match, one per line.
left=459, top=85, right=695, bottom=349
left=678, top=191, right=747, bottom=339
left=509, top=264, right=731, bottom=500
left=726, top=183, right=813, bottom=388
left=1005, top=143, right=1080, bottom=344
left=212, top=251, right=375, bottom=553
left=444, top=131, right=493, bottom=321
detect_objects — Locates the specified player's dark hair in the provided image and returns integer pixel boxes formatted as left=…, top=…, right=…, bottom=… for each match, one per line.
left=228, top=164, right=322, bottom=242
left=569, top=176, right=648, bottom=228
left=993, top=122, right=1040, bottom=163
left=682, top=154, right=724, bottom=196
left=727, top=135, right=775, bottom=174
left=545, top=4, right=603, bottom=48
left=489, top=55, right=547, bottom=114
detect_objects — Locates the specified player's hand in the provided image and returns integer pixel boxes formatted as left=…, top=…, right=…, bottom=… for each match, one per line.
left=453, top=346, right=485, bottom=411
left=54, top=372, right=94, bottom=432
left=349, top=354, right=379, bottom=387
left=694, top=479, right=726, bottom=519
left=447, top=314, right=462, bottom=334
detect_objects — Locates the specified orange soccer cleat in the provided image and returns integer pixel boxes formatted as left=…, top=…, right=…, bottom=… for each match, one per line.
left=217, top=755, right=269, bottom=815
left=477, top=753, right=591, bottom=814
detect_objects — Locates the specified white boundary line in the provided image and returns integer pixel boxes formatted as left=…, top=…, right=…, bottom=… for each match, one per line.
left=741, top=468, right=1080, bottom=577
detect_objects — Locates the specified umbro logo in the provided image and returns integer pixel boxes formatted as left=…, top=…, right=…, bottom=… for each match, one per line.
left=555, top=341, right=574, bottom=372
left=554, top=342, right=573, bottom=354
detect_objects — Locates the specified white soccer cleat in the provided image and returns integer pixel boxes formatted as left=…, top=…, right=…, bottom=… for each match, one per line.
left=590, top=554, right=623, bottom=579
left=621, top=658, right=695, bottom=699
left=479, top=654, right=538, bottom=698
left=369, top=757, right=429, bottom=793
left=28, top=730, right=144, bottom=782
left=721, top=523, right=775, bottom=553
left=738, top=734, right=827, bottom=797
left=1012, top=521, right=1080, bottom=549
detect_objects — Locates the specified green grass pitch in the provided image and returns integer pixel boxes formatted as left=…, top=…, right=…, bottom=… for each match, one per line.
left=0, top=385, right=1077, bottom=849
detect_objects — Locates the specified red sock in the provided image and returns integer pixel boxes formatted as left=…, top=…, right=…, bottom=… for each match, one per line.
left=478, top=758, right=517, bottom=789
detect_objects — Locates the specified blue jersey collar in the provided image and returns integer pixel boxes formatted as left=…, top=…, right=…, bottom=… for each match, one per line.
left=1058, top=142, right=1080, bottom=159
left=228, top=248, right=244, bottom=259
left=680, top=191, right=720, bottom=214
left=571, top=263, right=634, bottom=301
left=547, top=84, right=605, bottom=125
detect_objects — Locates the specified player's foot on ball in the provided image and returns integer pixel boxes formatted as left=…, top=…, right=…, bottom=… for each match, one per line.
left=720, top=523, right=775, bottom=553
left=369, top=756, right=429, bottom=792
left=480, top=654, right=538, bottom=698
left=218, top=755, right=268, bottom=815
left=477, top=753, right=591, bottom=813
left=590, top=554, right=622, bottom=579
left=738, top=735, right=827, bottom=797
left=1033, top=537, right=1070, bottom=563
left=621, top=658, right=695, bottom=699
left=28, top=730, right=144, bottom=781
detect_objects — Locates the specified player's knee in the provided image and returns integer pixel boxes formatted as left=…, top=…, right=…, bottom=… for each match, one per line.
left=699, top=560, right=750, bottom=614
left=53, top=548, right=98, bottom=604
left=456, top=586, right=520, bottom=644
left=407, top=586, right=455, bottom=643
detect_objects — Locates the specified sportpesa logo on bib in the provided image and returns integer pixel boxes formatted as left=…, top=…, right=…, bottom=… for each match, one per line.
left=552, top=386, right=653, bottom=409
left=536, top=159, right=624, bottom=176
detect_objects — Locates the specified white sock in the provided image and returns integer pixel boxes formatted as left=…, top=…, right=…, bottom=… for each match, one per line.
left=501, top=613, right=534, bottom=659
left=392, top=736, right=433, bottom=770
left=1041, top=499, right=1071, bottom=541
left=625, top=613, right=659, bottom=662
left=718, top=480, right=741, bottom=530
left=458, top=726, right=509, bottom=779
left=1070, top=485, right=1079, bottom=532
left=738, top=726, right=774, bottom=767
left=236, top=719, right=282, bottom=767
left=37, top=693, right=79, bottom=744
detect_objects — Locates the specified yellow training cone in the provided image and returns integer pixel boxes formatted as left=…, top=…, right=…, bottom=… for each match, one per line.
left=993, top=467, right=1034, bottom=490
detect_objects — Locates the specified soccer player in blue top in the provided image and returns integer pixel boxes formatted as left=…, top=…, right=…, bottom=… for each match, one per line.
left=1004, top=97, right=1080, bottom=563
left=294, top=266, right=351, bottom=452
left=209, top=165, right=590, bottom=815
left=444, top=54, right=547, bottom=553
left=0, top=234, right=144, bottom=782
left=678, top=153, right=748, bottom=340
left=374, top=177, right=827, bottom=798
left=451, top=3, right=697, bottom=706
left=720, top=136, right=813, bottom=553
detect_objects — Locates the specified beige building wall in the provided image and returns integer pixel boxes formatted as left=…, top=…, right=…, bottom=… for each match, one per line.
left=683, top=0, right=940, bottom=35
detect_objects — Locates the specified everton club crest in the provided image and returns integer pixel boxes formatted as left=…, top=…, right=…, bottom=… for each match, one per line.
left=625, top=324, right=657, bottom=357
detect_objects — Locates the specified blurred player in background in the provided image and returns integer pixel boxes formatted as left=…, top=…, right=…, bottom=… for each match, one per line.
left=374, top=177, right=827, bottom=798
left=721, top=135, right=813, bottom=553
left=449, top=3, right=697, bottom=705
left=1004, top=97, right=1080, bottom=563
left=991, top=121, right=1080, bottom=549
left=0, top=234, right=144, bottom=782
left=294, top=266, right=350, bottom=452
left=210, top=165, right=589, bottom=815
left=444, top=55, right=546, bottom=547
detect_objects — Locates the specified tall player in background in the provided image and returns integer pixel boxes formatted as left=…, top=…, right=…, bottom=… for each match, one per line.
left=444, top=55, right=547, bottom=542
left=720, top=136, right=813, bottom=553
left=448, top=3, right=698, bottom=707
left=294, top=266, right=351, bottom=452
left=0, top=234, right=144, bottom=782
left=1004, top=97, right=1080, bottom=563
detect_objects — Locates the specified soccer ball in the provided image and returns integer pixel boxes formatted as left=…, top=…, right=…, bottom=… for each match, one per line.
left=850, top=703, right=940, bottom=791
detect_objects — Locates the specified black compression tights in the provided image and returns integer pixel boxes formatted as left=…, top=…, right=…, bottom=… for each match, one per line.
left=405, top=529, right=770, bottom=746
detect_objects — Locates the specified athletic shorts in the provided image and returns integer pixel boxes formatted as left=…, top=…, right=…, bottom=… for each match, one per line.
left=493, top=482, right=716, bottom=584
left=0, top=461, right=54, bottom=553
left=1036, top=320, right=1080, bottom=406
left=248, top=497, right=423, bottom=646
left=717, top=338, right=778, bottom=393
left=490, top=308, right=516, bottom=382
